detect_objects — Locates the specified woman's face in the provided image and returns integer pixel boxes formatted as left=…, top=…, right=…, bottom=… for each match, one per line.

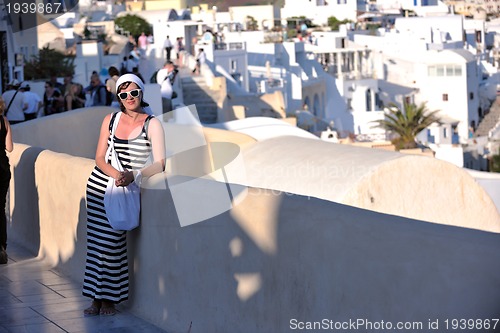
left=118, top=82, right=142, bottom=112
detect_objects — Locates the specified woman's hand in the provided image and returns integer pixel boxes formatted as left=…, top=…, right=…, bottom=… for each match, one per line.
left=115, top=170, right=134, bottom=187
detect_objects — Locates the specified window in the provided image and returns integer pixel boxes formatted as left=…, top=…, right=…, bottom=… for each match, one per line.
left=366, top=89, right=372, bottom=112
left=428, top=64, right=462, bottom=77
left=427, top=129, right=435, bottom=143
left=470, top=92, right=474, bottom=100
left=476, top=30, right=482, bottom=43
left=443, top=94, right=448, bottom=101
left=375, top=93, right=383, bottom=109
left=19, top=46, right=28, bottom=60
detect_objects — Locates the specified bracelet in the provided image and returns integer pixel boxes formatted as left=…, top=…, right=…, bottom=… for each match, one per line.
left=134, top=170, right=143, bottom=187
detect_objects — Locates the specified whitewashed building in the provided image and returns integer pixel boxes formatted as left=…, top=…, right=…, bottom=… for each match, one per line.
left=281, top=0, right=360, bottom=25
left=376, top=0, right=450, bottom=15
left=0, top=3, right=25, bottom=88
left=350, top=15, right=481, bottom=144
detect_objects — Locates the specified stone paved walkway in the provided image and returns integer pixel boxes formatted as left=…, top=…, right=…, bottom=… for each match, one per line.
left=0, top=242, right=168, bottom=333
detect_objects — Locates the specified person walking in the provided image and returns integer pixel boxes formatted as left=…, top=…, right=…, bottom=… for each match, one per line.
left=175, top=37, right=185, bottom=66
left=192, top=48, right=206, bottom=75
left=163, top=35, right=173, bottom=61
left=106, top=66, right=120, bottom=107
left=138, top=32, right=148, bottom=58
left=20, top=82, right=42, bottom=120
left=0, top=97, right=13, bottom=264
left=87, top=73, right=108, bottom=107
left=156, top=61, right=177, bottom=112
left=82, top=74, right=165, bottom=316
left=3, top=80, right=27, bottom=124
left=43, top=81, right=64, bottom=115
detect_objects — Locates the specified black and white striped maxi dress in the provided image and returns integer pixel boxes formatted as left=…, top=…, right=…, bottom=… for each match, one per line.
left=82, top=112, right=153, bottom=303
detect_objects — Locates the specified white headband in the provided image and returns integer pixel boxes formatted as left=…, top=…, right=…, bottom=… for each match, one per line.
left=116, top=73, right=145, bottom=91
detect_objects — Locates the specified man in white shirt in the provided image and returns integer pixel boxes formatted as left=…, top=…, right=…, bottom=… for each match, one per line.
left=163, top=35, right=173, bottom=61
left=156, top=61, right=177, bottom=112
left=3, top=80, right=27, bottom=124
left=20, top=82, right=42, bottom=120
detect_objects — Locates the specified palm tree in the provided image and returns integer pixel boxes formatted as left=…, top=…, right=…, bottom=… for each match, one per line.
left=490, top=148, right=500, bottom=173
left=373, top=102, right=440, bottom=150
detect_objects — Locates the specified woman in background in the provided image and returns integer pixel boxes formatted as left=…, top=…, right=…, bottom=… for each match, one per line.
left=64, top=83, right=86, bottom=111
left=0, top=97, right=13, bottom=264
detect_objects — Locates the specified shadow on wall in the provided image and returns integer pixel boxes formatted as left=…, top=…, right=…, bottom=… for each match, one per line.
left=10, top=146, right=44, bottom=253
left=8, top=143, right=95, bottom=275
left=130, top=176, right=500, bottom=332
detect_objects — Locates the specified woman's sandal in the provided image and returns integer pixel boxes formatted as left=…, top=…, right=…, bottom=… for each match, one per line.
left=99, top=306, right=117, bottom=316
left=100, top=302, right=117, bottom=316
left=83, top=301, right=101, bottom=316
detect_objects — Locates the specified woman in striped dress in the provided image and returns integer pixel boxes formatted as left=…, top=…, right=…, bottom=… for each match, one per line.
left=83, top=74, right=165, bottom=316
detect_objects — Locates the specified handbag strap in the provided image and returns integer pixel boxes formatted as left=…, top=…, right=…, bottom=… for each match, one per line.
left=105, top=112, right=123, bottom=170
left=5, top=89, right=20, bottom=117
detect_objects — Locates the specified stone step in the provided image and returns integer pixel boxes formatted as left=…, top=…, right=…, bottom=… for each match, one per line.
left=183, top=94, right=220, bottom=103
left=189, top=103, right=218, bottom=109
left=183, top=93, right=217, bottom=101
left=179, top=74, right=220, bottom=124
left=182, top=76, right=206, bottom=82
left=183, top=90, right=218, bottom=98
left=181, top=79, right=208, bottom=87
left=182, top=84, right=219, bottom=94
left=182, top=82, right=210, bottom=90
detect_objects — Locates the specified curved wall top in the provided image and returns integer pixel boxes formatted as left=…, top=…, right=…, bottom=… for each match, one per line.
left=11, top=106, right=112, bottom=159
left=10, top=109, right=500, bottom=232
left=241, top=136, right=500, bottom=232
left=206, top=117, right=319, bottom=141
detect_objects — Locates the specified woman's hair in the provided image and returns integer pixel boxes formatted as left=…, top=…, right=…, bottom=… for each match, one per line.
left=65, top=83, right=77, bottom=97
left=0, top=97, right=5, bottom=115
left=75, top=83, right=83, bottom=94
left=116, top=81, right=149, bottom=113
left=108, top=66, right=120, bottom=77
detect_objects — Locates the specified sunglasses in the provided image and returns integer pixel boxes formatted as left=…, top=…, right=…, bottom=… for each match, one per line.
left=118, top=89, right=142, bottom=100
